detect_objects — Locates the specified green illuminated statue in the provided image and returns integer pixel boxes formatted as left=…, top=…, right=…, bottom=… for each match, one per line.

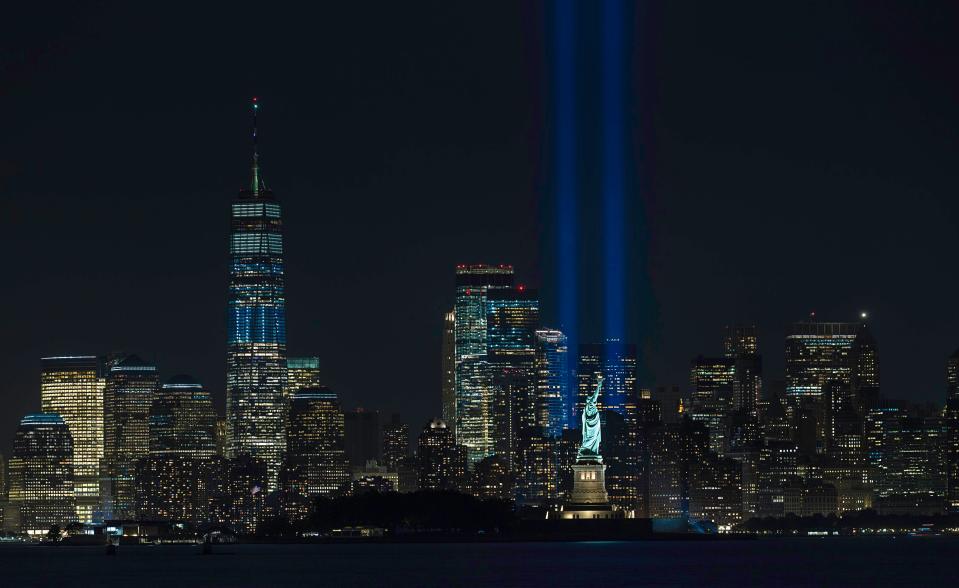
left=578, top=374, right=603, bottom=462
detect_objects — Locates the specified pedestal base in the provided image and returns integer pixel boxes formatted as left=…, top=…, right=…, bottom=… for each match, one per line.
left=559, top=462, right=623, bottom=520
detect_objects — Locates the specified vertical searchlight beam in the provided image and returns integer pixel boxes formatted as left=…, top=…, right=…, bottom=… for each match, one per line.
left=602, top=0, right=626, bottom=342
left=555, top=0, right=578, bottom=405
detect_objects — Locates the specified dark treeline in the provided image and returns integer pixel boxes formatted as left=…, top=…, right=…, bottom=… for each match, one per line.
left=258, top=491, right=515, bottom=537
left=738, top=510, right=959, bottom=533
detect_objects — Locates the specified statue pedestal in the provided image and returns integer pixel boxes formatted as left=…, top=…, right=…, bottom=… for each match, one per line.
left=559, top=461, right=622, bottom=520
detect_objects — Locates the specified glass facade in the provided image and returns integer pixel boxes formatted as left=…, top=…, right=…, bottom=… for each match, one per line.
left=487, top=287, right=539, bottom=472
left=40, top=356, right=103, bottom=523
left=103, top=354, right=158, bottom=520
left=286, top=357, right=320, bottom=399
left=227, top=118, right=288, bottom=490
left=285, top=388, right=350, bottom=497
left=453, top=264, right=514, bottom=466
left=688, top=356, right=736, bottom=455
left=8, top=414, right=75, bottom=536
left=441, top=310, right=455, bottom=424
left=785, top=322, right=858, bottom=398
left=149, top=375, right=217, bottom=458
left=535, top=329, right=570, bottom=437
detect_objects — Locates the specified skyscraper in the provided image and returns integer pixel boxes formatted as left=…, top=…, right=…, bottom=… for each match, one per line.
left=453, top=264, right=514, bottom=466
left=441, top=310, right=456, bottom=424
left=946, top=349, right=959, bottom=512
left=382, top=413, right=410, bottom=471
left=148, top=375, right=217, bottom=458
left=227, top=99, right=288, bottom=489
left=40, top=356, right=104, bottom=523
left=785, top=320, right=858, bottom=399
left=415, top=419, right=467, bottom=491
left=534, top=329, right=570, bottom=436
left=103, top=354, right=158, bottom=519
left=135, top=375, right=218, bottom=524
left=286, top=357, right=321, bottom=398
left=344, top=408, right=381, bottom=467
left=487, top=286, right=539, bottom=472
left=688, top=355, right=736, bottom=455
left=285, top=387, right=350, bottom=498
left=7, top=414, right=75, bottom=536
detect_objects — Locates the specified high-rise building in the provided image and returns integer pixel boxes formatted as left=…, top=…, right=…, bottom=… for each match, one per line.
left=149, top=375, right=217, bottom=457
left=102, top=354, right=158, bottom=519
left=136, top=375, right=219, bottom=523
left=723, top=325, right=762, bottom=449
left=344, top=408, right=381, bottom=467
left=208, top=454, right=267, bottom=535
left=487, top=286, right=539, bottom=473
left=453, top=264, right=514, bottom=466
left=285, top=388, right=350, bottom=498
left=227, top=100, right=288, bottom=490
left=40, top=356, right=104, bottom=523
left=382, top=413, right=410, bottom=470
left=415, top=419, right=467, bottom=491
left=441, top=311, right=456, bottom=424
left=7, top=414, right=75, bottom=536
left=785, top=321, right=858, bottom=399
left=286, top=357, right=321, bottom=398
left=577, top=341, right=636, bottom=418
left=724, top=325, right=758, bottom=357
left=534, top=329, right=570, bottom=437
left=946, top=349, right=959, bottom=512
left=866, top=407, right=946, bottom=502
left=688, top=356, right=736, bottom=455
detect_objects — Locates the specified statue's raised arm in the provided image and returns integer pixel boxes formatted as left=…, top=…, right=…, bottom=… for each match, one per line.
left=588, top=374, right=604, bottom=405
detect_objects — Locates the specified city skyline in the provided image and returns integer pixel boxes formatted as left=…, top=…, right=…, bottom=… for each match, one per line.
left=4, top=2, right=959, bottom=464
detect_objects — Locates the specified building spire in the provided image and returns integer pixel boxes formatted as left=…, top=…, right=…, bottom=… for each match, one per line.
left=251, top=97, right=264, bottom=195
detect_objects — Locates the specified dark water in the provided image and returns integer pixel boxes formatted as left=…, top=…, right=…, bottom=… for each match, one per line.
left=1, top=537, right=954, bottom=586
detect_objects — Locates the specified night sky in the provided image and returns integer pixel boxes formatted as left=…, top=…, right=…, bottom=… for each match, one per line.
left=3, top=2, right=959, bottom=455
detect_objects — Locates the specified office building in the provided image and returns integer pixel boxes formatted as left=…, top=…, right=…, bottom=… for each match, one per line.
left=688, top=356, right=736, bottom=455
left=453, top=264, right=514, bottom=466
left=135, top=376, right=218, bottom=523
left=285, top=388, right=350, bottom=497
left=441, top=310, right=455, bottom=424
left=946, top=349, right=959, bottom=512
left=286, top=357, right=321, bottom=398
left=40, top=356, right=104, bottom=523
left=487, top=286, right=539, bottom=472
left=415, top=419, right=467, bottom=491
left=382, top=413, right=410, bottom=470
left=785, top=320, right=858, bottom=398
left=7, top=414, right=75, bottom=536
left=149, top=375, right=217, bottom=457
left=227, top=100, right=288, bottom=489
left=534, top=329, right=570, bottom=436
left=344, top=408, right=381, bottom=467
left=102, top=354, right=158, bottom=519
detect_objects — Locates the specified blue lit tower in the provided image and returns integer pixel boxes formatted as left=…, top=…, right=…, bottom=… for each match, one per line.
left=227, top=98, right=288, bottom=489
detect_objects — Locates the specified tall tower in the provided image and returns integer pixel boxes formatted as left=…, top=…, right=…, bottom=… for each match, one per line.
left=534, top=328, right=570, bottom=436
left=227, top=98, right=288, bottom=489
left=487, top=286, right=539, bottom=472
left=453, top=264, right=514, bottom=466
left=40, top=356, right=104, bottom=523
left=441, top=310, right=456, bottom=424
left=7, top=414, right=75, bottom=536
left=103, top=354, right=157, bottom=519
left=285, top=388, right=350, bottom=497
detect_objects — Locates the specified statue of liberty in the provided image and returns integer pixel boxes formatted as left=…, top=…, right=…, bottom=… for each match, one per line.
left=578, top=374, right=603, bottom=462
